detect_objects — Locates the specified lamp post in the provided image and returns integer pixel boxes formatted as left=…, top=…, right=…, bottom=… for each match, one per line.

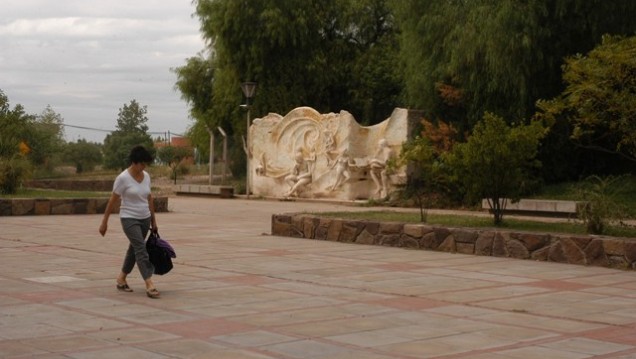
left=240, top=81, right=257, bottom=198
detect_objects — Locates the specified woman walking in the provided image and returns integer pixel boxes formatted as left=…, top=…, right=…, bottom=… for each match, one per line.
left=99, top=145, right=160, bottom=298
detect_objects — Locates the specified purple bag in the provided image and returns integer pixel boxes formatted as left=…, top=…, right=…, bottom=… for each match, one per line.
left=152, top=231, right=176, bottom=258
left=146, top=231, right=176, bottom=275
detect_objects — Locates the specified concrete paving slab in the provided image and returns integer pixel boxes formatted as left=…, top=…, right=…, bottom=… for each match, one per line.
left=0, top=196, right=635, bottom=358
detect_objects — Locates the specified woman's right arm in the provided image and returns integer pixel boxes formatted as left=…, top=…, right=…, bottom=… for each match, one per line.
left=99, top=192, right=121, bottom=236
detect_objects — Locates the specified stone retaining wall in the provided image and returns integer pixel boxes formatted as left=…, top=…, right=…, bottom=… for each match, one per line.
left=0, top=197, right=168, bottom=216
left=25, top=179, right=114, bottom=192
left=271, top=214, right=636, bottom=270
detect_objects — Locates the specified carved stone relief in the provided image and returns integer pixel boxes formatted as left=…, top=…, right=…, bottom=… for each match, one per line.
left=250, top=107, right=414, bottom=200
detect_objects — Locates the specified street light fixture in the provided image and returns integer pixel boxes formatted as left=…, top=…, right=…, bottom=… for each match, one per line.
left=240, top=81, right=257, bottom=198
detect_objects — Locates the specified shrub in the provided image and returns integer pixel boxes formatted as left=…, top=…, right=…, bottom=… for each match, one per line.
left=0, top=156, right=31, bottom=194
left=576, top=175, right=629, bottom=234
left=444, top=113, right=546, bottom=225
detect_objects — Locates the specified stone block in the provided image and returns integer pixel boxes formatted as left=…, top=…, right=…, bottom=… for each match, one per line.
left=607, top=255, right=629, bottom=269
left=492, top=232, right=508, bottom=257
left=481, top=198, right=578, bottom=215
left=437, top=235, right=456, bottom=253
left=174, top=185, right=233, bottom=198
left=327, top=219, right=343, bottom=241
left=0, top=200, right=11, bottom=216
left=50, top=200, right=73, bottom=215
left=356, top=230, right=376, bottom=245
left=624, top=240, right=636, bottom=263
left=400, top=234, right=420, bottom=249
left=475, top=231, right=495, bottom=256
left=340, top=221, right=360, bottom=243
left=432, top=227, right=451, bottom=248
left=512, top=233, right=549, bottom=251
left=94, top=198, right=110, bottom=213
left=34, top=199, right=51, bottom=215
left=85, top=199, right=98, bottom=214
left=379, top=234, right=400, bottom=247
left=379, top=222, right=403, bottom=234
left=456, top=242, right=475, bottom=254
left=531, top=246, right=550, bottom=261
left=314, top=220, right=330, bottom=240
left=585, top=239, right=608, bottom=267
left=363, top=221, right=380, bottom=235
left=419, top=232, right=436, bottom=249
left=403, top=224, right=423, bottom=238
left=548, top=242, right=566, bottom=263
left=603, top=239, right=625, bottom=256
left=12, top=199, right=34, bottom=216
left=271, top=215, right=292, bottom=237
left=506, top=239, right=530, bottom=259
left=290, top=215, right=305, bottom=238
left=570, top=236, right=591, bottom=249
left=555, top=201, right=578, bottom=213
left=559, top=237, right=586, bottom=265
left=73, top=199, right=88, bottom=214
left=451, top=229, right=477, bottom=244
left=303, top=217, right=318, bottom=238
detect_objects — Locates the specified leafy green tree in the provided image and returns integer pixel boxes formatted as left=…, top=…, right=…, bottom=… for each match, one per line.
left=62, top=140, right=103, bottom=173
left=0, top=91, right=33, bottom=157
left=115, top=99, right=149, bottom=133
left=102, top=100, right=154, bottom=169
left=0, top=90, right=33, bottom=194
left=393, top=0, right=636, bottom=132
left=445, top=113, right=546, bottom=225
left=28, top=105, right=65, bottom=171
left=173, top=55, right=218, bottom=167
left=181, top=0, right=401, bottom=177
left=536, top=35, right=636, bottom=163
left=157, top=145, right=191, bottom=184
left=397, top=136, right=437, bottom=222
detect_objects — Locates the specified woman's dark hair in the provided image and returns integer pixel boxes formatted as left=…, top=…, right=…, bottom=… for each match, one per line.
left=129, top=145, right=153, bottom=164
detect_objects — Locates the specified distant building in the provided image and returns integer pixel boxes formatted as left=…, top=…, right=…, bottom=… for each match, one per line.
left=154, top=135, right=194, bottom=165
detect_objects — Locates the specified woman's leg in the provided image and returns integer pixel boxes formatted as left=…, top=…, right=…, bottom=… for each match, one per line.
left=120, top=218, right=155, bottom=286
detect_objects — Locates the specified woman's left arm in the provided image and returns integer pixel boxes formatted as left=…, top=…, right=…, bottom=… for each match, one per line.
left=148, top=193, right=158, bottom=232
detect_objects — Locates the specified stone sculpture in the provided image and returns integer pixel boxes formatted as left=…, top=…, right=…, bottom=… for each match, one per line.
left=328, top=149, right=353, bottom=191
left=249, top=107, right=417, bottom=200
left=369, top=139, right=394, bottom=198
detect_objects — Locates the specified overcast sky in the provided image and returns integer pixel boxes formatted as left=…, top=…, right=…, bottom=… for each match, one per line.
left=1, top=0, right=205, bottom=143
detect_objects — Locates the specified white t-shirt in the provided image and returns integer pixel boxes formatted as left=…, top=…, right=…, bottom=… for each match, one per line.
left=113, top=169, right=152, bottom=219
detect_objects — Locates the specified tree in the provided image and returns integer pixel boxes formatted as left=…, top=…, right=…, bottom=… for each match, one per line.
left=444, top=113, right=546, bottom=225
left=536, top=35, right=636, bottom=163
left=28, top=105, right=65, bottom=171
left=397, top=136, right=437, bottom=222
left=393, top=0, right=636, bottom=133
left=0, top=90, right=33, bottom=194
left=157, top=146, right=191, bottom=184
left=115, top=99, right=149, bottom=133
left=102, top=100, right=154, bottom=169
left=62, top=140, right=103, bottom=173
left=172, top=55, right=220, bottom=169
left=180, top=0, right=402, bottom=177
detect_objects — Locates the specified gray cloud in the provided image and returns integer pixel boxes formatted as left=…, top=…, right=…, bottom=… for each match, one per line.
left=0, top=0, right=205, bottom=142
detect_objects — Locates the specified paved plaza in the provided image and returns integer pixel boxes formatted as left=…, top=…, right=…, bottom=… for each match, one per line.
left=1, top=196, right=635, bottom=358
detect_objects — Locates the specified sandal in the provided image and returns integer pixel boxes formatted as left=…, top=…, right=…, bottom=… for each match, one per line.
left=146, top=288, right=160, bottom=299
left=116, top=282, right=133, bottom=292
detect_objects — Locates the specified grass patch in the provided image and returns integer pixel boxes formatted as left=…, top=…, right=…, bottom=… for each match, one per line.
left=0, top=188, right=110, bottom=199
left=314, top=211, right=636, bottom=238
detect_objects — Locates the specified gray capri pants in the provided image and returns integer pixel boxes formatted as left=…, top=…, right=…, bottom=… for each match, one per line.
left=120, top=217, right=154, bottom=280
